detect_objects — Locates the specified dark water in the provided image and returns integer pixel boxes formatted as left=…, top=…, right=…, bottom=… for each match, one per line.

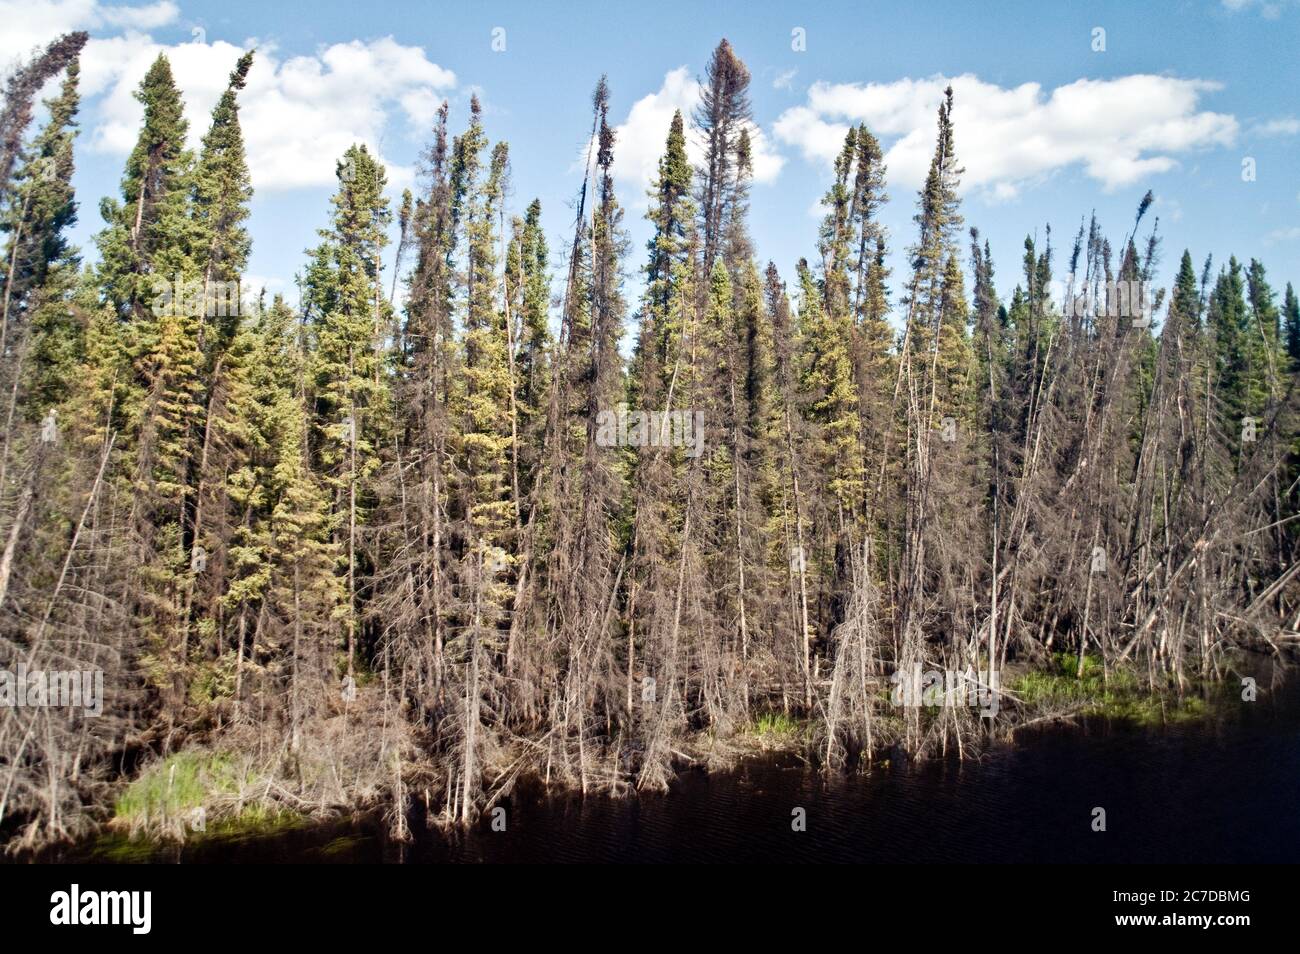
left=64, top=668, right=1300, bottom=863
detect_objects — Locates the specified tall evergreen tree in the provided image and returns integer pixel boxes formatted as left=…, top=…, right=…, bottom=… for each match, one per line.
left=624, top=112, right=698, bottom=773
left=0, top=31, right=87, bottom=199
left=88, top=55, right=208, bottom=712
left=182, top=50, right=258, bottom=692
left=302, top=143, right=393, bottom=676
left=97, top=54, right=195, bottom=321
left=1208, top=257, right=1252, bottom=439
left=508, top=197, right=551, bottom=496
left=1, top=58, right=82, bottom=418
left=1284, top=282, right=1300, bottom=369
left=191, top=51, right=254, bottom=333
left=694, top=39, right=751, bottom=277
left=378, top=99, right=458, bottom=714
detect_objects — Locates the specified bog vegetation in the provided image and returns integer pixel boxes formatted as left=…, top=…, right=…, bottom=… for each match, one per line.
left=1, top=35, right=1297, bottom=848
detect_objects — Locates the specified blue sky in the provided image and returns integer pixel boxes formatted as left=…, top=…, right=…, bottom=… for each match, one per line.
left=5, top=0, right=1299, bottom=317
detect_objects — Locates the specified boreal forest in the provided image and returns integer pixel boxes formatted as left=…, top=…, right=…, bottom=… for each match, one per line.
left=2, top=32, right=1298, bottom=851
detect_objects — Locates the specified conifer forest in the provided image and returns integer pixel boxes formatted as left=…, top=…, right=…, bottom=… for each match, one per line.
left=1, top=4, right=1298, bottom=866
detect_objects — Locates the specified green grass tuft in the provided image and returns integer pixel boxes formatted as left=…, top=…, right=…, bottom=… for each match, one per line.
left=751, top=712, right=802, bottom=738
left=113, top=750, right=248, bottom=822
left=1011, top=652, right=1209, bottom=725
left=109, top=750, right=305, bottom=849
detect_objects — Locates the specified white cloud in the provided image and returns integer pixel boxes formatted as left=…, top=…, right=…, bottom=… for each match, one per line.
left=1253, top=116, right=1300, bottom=136
left=1222, top=0, right=1295, bottom=17
left=1265, top=226, right=1300, bottom=243
left=97, top=0, right=175, bottom=29
left=772, top=104, right=852, bottom=166
left=773, top=68, right=797, bottom=91
left=1153, top=195, right=1183, bottom=223
left=399, top=87, right=443, bottom=133
left=0, top=0, right=177, bottom=72
left=3, top=2, right=453, bottom=191
left=85, top=34, right=454, bottom=190
left=775, top=73, right=1238, bottom=200
left=603, top=66, right=785, bottom=205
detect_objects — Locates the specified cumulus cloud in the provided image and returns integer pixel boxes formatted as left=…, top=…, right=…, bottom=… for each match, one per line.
left=603, top=66, right=784, bottom=204
left=84, top=34, right=455, bottom=190
left=771, top=104, right=850, bottom=166
left=3, top=3, right=456, bottom=191
left=97, top=0, right=176, bottom=29
left=0, top=0, right=178, bottom=72
left=774, top=73, right=1238, bottom=200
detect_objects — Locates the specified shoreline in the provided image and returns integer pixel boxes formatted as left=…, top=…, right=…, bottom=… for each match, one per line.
left=14, top=651, right=1276, bottom=863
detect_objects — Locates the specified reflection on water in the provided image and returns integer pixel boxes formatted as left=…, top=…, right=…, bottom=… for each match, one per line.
left=62, top=665, right=1300, bottom=863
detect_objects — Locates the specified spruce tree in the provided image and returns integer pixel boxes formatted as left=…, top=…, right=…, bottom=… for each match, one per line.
left=87, top=55, right=209, bottom=712
left=0, top=31, right=87, bottom=199
left=694, top=39, right=751, bottom=276
left=508, top=198, right=551, bottom=496
left=191, top=51, right=254, bottom=338
left=796, top=258, right=863, bottom=516
left=624, top=112, right=697, bottom=761
left=378, top=99, right=458, bottom=710
left=96, top=54, right=195, bottom=321
left=1284, top=282, right=1300, bottom=369
left=182, top=51, right=258, bottom=683
left=1245, top=258, right=1283, bottom=404
left=1169, top=250, right=1201, bottom=334
left=302, top=143, right=393, bottom=676
left=1208, top=257, right=1251, bottom=438
left=1, top=58, right=82, bottom=418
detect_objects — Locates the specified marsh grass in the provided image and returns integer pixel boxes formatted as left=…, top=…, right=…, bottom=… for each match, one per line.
left=751, top=712, right=804, bottom=738
left=110, top=749, right=302, bottom=844
left=1011, top=652, right=1209, bottom=726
